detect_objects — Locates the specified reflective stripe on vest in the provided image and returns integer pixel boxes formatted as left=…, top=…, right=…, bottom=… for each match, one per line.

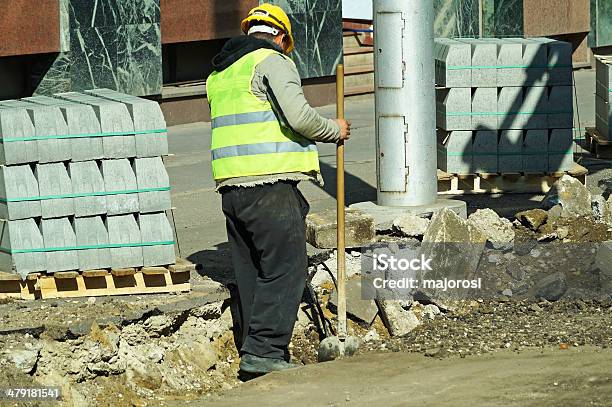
left=206, top=48, right=320, bottom=180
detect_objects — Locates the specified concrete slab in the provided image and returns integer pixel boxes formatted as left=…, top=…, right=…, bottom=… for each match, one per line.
left=134, top=157, right=171, bottom=213
left=24, top=95, right=104, bottom=162
left=523, top=130, right=549, bottom=173
left=74, top=216, right=110, bottom=271
left=0, top=219, right=46, bottom=278
left=36, top=163, right=75, bottom=218
left=306, top=208, right=375, bottom=249
left=0, top=106, right=38, bottom=165
left=102, top=159, right=140, bottom=215
left=139, top=212, right=175, bottom=266
left=41, top=218, right=78, bottom=273
left=0, top=100, right=70, bottom=163
left=350, top=199, right=468, bottom=233
left=473, top=130, right=498, bottom=173
left=436, top=130, right=472, bottom=174
left=471, top=88, right=498, bottom=129
left=106, top=214, right=143, bottom=268
left=329, top=277, right=378, bottom=325
left=0, top=165, right=41, bottom=220
left=498, top=130, right=523, bottom=173
left=548, top=129, right=574, bottom=172
left=86, top=89, right=169, bottom=157
left=55, top=92, right=136, bottom=159
left=70, top=161, right=107, bottom=217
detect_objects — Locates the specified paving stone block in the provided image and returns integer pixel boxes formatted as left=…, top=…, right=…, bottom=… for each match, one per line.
left=595, top=58, right=611, bottom=102
left=434, top=38, right=471, bottom=87
left=139, top=212, right=175, bottom=266
left=437, top=130, right=472, bottom=174
left=498, top=130, right=523, bottom=173
left=106, top=214, right=143, bottom=268
left=0, top=219, right=46, bottom=278
left=496, top=39, right=524, bottom=86
left=306, top=208, right=375, bottom=249
left=522, top=87, right=548, bottom=129
left=473, top=130, right=498, bottom=173
left=330, top=278, right=378, bottom=325
left=523, top=130, right=548, bottom=173
left=25, top=95, right=104, bottom=162
left=548, top=129, right=574, bottom=172
left=471, top=88, right=498, bottom=129
left=36, top=163, right=74, bottom=218
left=70, top=161, right=106, bottom=217
left=457, top=38, right=497, bottom=87
left=0, top=165, right=41, bottom=220
left=545, top=39, right=573, bottom=86
left=595, top=92, right=612, bottom=140
left=0, top=100, right=70, bottom=163
left=497, top=87, right=523, bottom=129
left=0, top=106, right=38, bottom=165
left=55, top=92, right=136, bottom=159
left=102, top=159, right=139, bottom=215
left=134, top=157, right=171, bottom=213
left=41, top=218, right=78, bottom=273
left=436, top=88, right=472, bottom=131
left=74, top=216, right=110, bottom=271
left=521, top=38, right=549, bottom=86
left=87, top=89, right=168, bottom=157
left=547, top=86, right=573, bottom=128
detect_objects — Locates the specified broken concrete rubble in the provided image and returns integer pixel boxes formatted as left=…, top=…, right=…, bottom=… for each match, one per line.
left=306, top=209, right=375, bottom=249
left=329, top=278, right=378, bottom=325
left=515, top=209, right=548, bottom=230
left=531, top=272, right=568, bottom=301
left=376, top=300, right=421, bottom=337
left=468, top=208, right=515, bottom=249
left=543, top=175, right=592, bottom=218
left=392, top=213, right=430, bottom=237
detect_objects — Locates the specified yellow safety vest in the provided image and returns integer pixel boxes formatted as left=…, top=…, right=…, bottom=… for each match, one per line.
left=206, top=48, right=320, bottom=180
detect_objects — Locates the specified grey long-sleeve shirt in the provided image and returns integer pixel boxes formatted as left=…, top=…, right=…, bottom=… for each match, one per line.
left=215, top=52, right=340, bottom=191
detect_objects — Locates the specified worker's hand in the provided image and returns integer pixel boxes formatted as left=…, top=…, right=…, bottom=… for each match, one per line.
left=335, top=119, right=351, bottom=141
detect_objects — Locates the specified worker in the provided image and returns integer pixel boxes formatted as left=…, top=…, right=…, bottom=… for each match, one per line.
left=206, top=3, right=351, bottom=374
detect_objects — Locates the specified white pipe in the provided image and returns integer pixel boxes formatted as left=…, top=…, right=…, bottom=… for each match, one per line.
left=374, top=0, right=437, bottom=207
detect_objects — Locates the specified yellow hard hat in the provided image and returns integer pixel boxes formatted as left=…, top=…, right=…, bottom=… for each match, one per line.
left=241, top=3, right=295, bottom=53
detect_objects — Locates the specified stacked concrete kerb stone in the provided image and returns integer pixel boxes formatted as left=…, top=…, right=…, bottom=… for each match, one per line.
left=595, top=57, right=612, bottom=141
left=0, top=89, right=174, bottom=278
left=435, top=38, right=575, bottom=175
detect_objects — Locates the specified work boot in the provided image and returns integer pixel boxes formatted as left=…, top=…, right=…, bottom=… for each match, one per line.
left=239, top=354, right=299, bottom=374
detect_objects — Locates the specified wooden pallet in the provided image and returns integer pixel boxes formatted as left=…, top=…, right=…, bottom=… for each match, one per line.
left=437, top=162, right=588, bottom=195
left=584, top=127, right=612, bottom=159
left=0, top=259, right=195, bottom=300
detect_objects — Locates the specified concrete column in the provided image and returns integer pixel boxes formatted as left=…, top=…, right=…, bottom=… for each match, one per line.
left=374, top=0, right=437, bottom=207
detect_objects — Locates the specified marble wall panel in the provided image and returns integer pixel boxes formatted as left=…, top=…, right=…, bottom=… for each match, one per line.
left=434, top=0, right=480, bottom=39
left=34, top=0, right=162, bottom=97
left=482, top=0, right=524, bottom=38
left=590, top=0, right=612, bottom=48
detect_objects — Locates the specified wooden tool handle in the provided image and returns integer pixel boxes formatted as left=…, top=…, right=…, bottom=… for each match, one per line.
left=336, top=64, right=347, bottom=339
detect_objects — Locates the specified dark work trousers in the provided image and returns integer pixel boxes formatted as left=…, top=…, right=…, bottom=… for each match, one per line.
left=221, top=181, right=310, bottom=360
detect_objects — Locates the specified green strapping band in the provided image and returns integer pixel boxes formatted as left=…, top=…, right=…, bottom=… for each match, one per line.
left=0, top=129, right=167, bottom=143
left=0, top=240, right=175, bottom=254
left=446, top=110, right=572, bottom=116
left=0, top=187, right=171, bottom=203
left=446, top=64, right=573, bottom=70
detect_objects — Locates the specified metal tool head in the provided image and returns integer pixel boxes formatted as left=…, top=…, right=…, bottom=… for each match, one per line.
left=317, top=335, right=360, bottom=362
